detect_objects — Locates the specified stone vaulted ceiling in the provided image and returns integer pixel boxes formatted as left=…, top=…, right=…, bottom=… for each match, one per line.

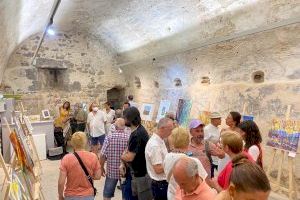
left=0, top=0, right=300, bottom=81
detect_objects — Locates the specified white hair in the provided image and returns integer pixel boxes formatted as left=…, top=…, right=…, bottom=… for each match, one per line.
left=158, top=117, right=173, bottom=129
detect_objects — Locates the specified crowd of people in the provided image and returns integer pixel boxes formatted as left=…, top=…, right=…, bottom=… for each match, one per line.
left=55, top=96, right=271, bottom=200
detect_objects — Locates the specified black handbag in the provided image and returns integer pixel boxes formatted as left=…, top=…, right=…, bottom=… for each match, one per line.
left=73, top=152, right=97, bottom=196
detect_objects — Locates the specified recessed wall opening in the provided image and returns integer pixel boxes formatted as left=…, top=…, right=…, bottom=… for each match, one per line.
left=174, top=78, right=182, bottom=87
left=134, top=76, right=141, bottom=88
left=252, top=70, right=265, bottom=83
left=107, top=87, right=126, bottom=109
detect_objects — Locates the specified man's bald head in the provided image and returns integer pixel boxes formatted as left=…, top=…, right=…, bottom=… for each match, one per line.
left=115, top=118, right=125, bottom=130
left=173, top=157, right=201, bottom=194
left=173, top=157, right=198, bottom=178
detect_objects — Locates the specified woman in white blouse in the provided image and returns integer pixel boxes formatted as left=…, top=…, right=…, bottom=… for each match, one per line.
left=238, top=120, right=263, bottom=168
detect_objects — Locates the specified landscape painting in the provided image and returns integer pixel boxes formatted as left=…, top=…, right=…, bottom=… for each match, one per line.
left=141, top=103, right=154, bottom=121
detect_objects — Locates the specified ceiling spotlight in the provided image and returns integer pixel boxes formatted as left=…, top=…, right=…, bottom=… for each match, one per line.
left=118, top=67, right=123, bottom=74
left=47, top=28, right=55, bottom=35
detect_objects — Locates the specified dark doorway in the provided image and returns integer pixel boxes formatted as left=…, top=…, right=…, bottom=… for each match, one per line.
left=107, top=87, right=126, bottom=110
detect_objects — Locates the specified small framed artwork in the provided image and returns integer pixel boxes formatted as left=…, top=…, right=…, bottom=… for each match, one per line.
left=156, top=100, right=171, bottom=122
left=42, top=110, right=50, bottom=119
left=141, top=103, right=154, bottom=121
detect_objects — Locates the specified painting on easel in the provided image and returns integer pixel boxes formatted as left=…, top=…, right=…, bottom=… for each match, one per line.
left=266, top=119, right=300, bottom=153
left=176, top=99, right=192, bottom=127
left=9, top=130, right=34, bottom=174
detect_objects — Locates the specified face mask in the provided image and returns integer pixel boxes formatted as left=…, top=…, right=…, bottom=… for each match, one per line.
left=92, top=107, right=99, bottom=112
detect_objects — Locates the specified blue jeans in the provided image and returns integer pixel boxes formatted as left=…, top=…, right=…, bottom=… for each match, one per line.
left=90, top=135, right=105, bottom=145
left=64, top=196, right=94, bottom=200
left=121, top=170, right=138, bottom=200
left=151, top=180, right=168, bottom=200
left=103, top=177, right=119, bottom=198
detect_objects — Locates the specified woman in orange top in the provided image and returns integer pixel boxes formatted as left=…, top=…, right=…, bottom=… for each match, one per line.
left=58, top=132, right=102, bottom=200
left=54, top=101, right=71, bottom=153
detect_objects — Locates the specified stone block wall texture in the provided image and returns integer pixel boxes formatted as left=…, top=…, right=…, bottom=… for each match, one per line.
left=123, top=24, right=300, bottom=187
left=3, top=31, right=126, bottom=115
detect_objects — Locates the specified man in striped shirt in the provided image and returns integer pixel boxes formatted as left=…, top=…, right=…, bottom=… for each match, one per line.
left=100, top=118, right=130, bottom=200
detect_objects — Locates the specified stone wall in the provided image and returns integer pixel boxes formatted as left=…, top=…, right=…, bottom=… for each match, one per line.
left=3, top=31, right=126, bottom=115
left=124, top=24, right=300, bottom=181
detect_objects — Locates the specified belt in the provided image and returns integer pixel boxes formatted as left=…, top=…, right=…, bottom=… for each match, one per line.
left=151, top=179, right=168, bottom=184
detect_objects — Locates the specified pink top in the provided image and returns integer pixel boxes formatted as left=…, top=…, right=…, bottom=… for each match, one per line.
left=175, top=181, right=216, bottom=200
left=60, top=151, right=100, bottom=197
left=217, top=151, right=254, bottom=189
left=188, top=144, right=211, bottom=176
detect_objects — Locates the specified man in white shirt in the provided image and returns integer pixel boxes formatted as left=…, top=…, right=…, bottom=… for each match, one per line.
left=87, top=102, right=107, bottom=156
left=103, top=102, right=115, bottom=135
left=204, top=112, right=222, bottom=177
left=145, top=117, right=174, bottom=200
left=127, top=95, right=138, bottom=108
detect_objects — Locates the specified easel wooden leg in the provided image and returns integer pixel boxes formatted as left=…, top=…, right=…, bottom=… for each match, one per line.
left=275, top=150, right=285, bottom=191
left=288, top=157, right=295, bottom=200
left=2, top=184, right=10, bottom=200
left=267, top=148, right=276, bottom=176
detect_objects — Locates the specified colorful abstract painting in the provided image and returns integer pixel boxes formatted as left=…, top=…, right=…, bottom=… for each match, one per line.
left=266, top=119, right=300, bottom=153
left=176, top=99, right=192, bottom=127
left=198, top=111, right=211, bottom=125
left=156, top=100, right=171, bottom=122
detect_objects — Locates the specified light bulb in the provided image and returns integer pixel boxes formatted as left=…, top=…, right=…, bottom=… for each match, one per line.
left=118, top=67, right=123, bottom=74
left=47, top=28, right=55, bottom=35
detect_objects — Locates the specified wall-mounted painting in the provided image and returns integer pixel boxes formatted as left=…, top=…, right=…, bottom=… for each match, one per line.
left=176, top=99, right=192, bottom=127
left=141, top=103, right=154, bottom=121
left=42, top=110, right=50, bottom=119
left=266, top=119, right=300, bottom=153
left=156, top=100, right=171, bottom=122
left=198, top=111, right=211, bottom=125
left=242, top=115, right=254, bottom=121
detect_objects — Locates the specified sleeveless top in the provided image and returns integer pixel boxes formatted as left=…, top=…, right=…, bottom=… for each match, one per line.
left=245, top=144, right=263, bottom=168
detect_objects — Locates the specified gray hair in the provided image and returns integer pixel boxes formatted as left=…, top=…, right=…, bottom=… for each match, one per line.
left=157, top=117, right=173, bottom=129
left=185, top=158, right=198, bottom=177
left=115, top=109, right=123, bottom=118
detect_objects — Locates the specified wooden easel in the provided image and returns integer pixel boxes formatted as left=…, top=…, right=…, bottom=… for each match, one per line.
left=2, top=115, right=45, bottom=200
left=0, top=150, right=11, bottom=200
left=266, top=105, right=298, bottom=200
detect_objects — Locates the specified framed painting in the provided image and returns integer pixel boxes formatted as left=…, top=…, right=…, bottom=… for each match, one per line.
left=156, top=100, right=171, bottom=122
left=176, top=99, right=192, bottom=127
left=140, top=103, right=154, bottom=121
left=266, top=119, right=300, bottom=153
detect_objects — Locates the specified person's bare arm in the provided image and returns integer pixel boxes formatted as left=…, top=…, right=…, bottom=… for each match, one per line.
left=153, top=164, right=164, bottom=174
left=208, top=177, right=223, bottom=193
left=121, top=150, right=136, bottom=162
left=210, top=143, right=225, bottom=159
left=99, top=154, right=106, bottom=177
left=94, top=167, right=102, bottom=180
left=58, top=171, right=67, bottom=200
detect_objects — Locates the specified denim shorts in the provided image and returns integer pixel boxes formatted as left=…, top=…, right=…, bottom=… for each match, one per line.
left=90, top=135, right=105, bottom=145
left=64, top=196, right=94, bottom=200
left=103, top=177, right=119, bottom=198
